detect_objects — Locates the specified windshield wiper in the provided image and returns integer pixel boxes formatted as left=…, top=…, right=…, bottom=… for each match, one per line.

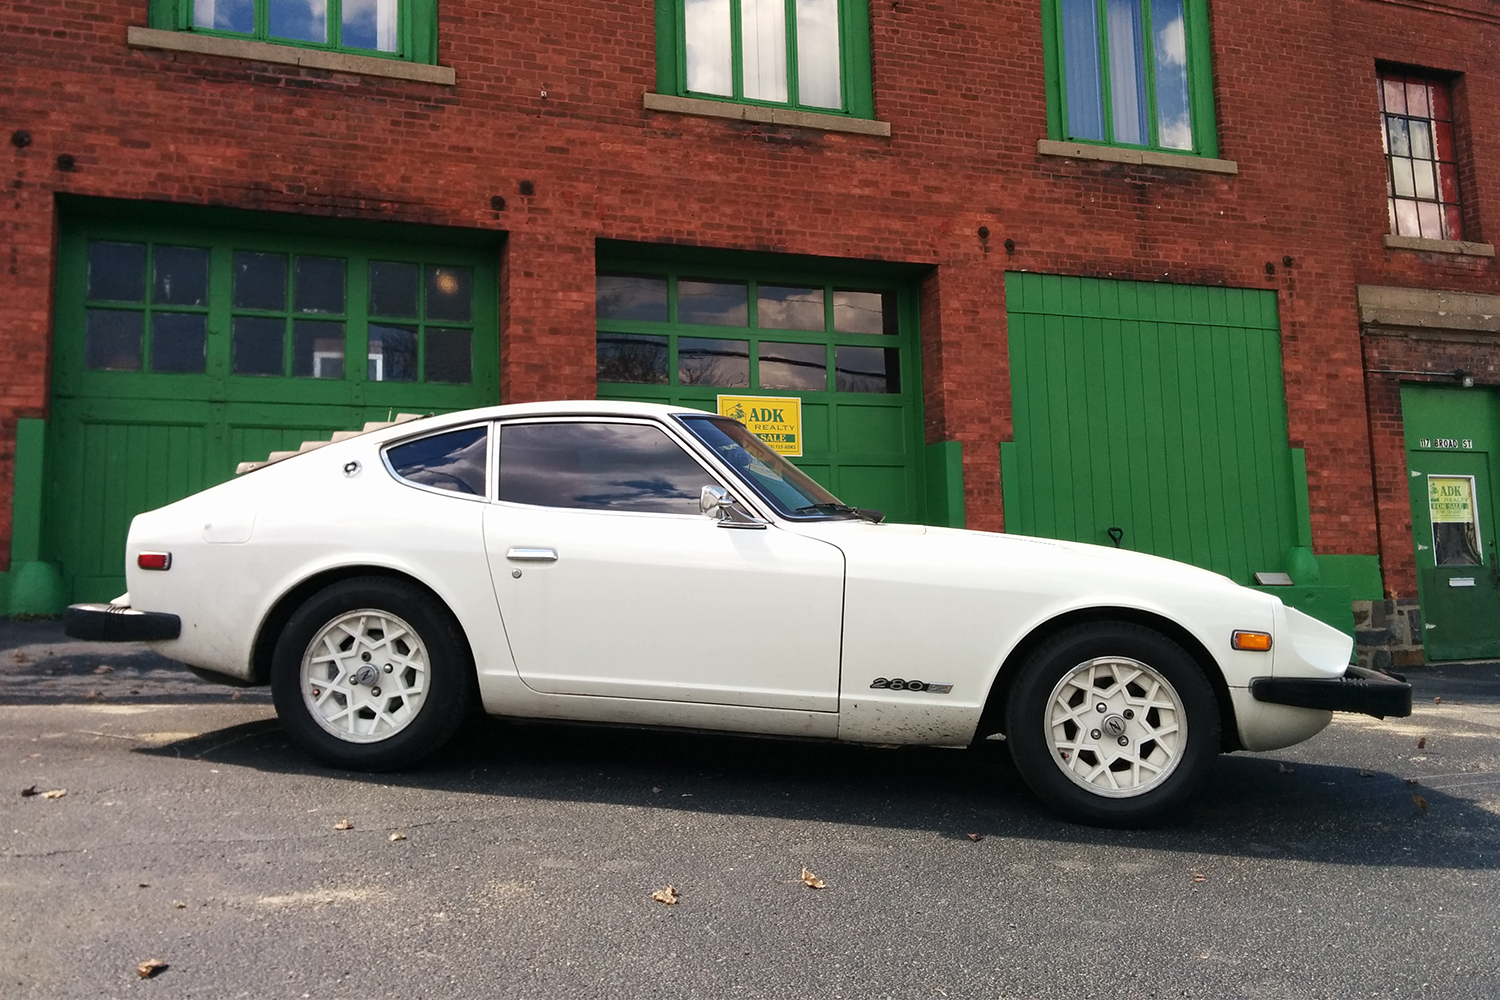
left=795, top=502, right=886, bottom=524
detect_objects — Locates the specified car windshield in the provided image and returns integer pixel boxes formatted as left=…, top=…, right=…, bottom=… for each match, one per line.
left=677, top=415, right=855, bottom=519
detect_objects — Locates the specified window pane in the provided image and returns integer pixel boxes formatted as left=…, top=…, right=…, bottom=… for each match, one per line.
left=1409, top=119, right=1433, bottom=160
left=1106, top=0, right=1147, bottom=145
left=369, top=323, right=417, bottom=382
left=499, top=422, right=713, bottom=515
left=759, top=342, right=826, bottom=391
left=679, top=337, right=750, bottom=387
left=741, top=0, right=788, bottom=103
left=1429, top=81, right=1451, bottom=120
left=342, top=0, right=398, bottom=51
left=832, top=289, right=897, bottom=335
left=87, top=242, right=146, bottom=303
left=1390, top=158, right=1415, bottom=198
left=1442, top=204, right=1464, bottom=242
left=1380, top=76, right=1406, bottom=115
left=292, top=320, right=345, bottom=379
left=1416, top=201, right=1442, bottom=241
left=294, top=256, right=346, bottom=314
left=1151, top=0, right=1192, bottom=150
left=597, top=333, right=669, bottom=384
left=85, top=310, right=142, bottom=371
left=1393, top=198, right=1421, bottom=237
left=1405, top=80, right=1429, bottom=119
left=369, top=261, right=419, bottom=317
left=597, top=274, right=669, bottom=322
left=426, top=265, right=472, bottom=322
left=796, top=0, right=841, bottom=109
left=1386, top=116, right=1410, bottom=157
left=1061, top=0, right=1105, bottom=141
left=388, top=426, right=488, bottom=497
left=426, top=328, right=473, bottom=383
left=677, top=279, right=748, bottom=326
left=685, top=0, right=733, bottom=96
left=1437, top=160, right=1460, bottom=204
left=1433, top=120, right=1455, bottom=162
left=153, top=246, right=208, bottom=307
left=150, top=313, right=206, bottom=373
left=231, top=316, right=285, bottom=375
left=1412, top=159, right=1437, bottom=201
left=193, top=0, right=254, bottom=33
left=835, top=346, right=900, bottom=393
left=268, top=0, right=326, bottom=42
left=757, top=285, right=825, bottom=330
left=233, top=252, right=288, bottom=311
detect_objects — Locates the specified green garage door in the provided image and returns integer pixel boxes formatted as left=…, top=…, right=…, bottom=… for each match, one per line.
left=593, top=255, right=929, bottom=523
left=1001, top=273, right=1302, bottom=585
left=47, top=207, right=498, bottom=601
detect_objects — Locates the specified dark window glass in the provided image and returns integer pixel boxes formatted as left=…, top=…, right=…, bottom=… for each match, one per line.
left=369, top=261, right=419, bottom=317
left=294, top=256, right=346, bottom=314
left=152, top=246, right=209, bottom=307
left=369, top=323, right=417, bottom=382
left=292, top=320, right=345, bottom=379
left=425, top=327, right=472, bottom=384
left=679, top=337, right=749, bottom=387
left=832, top=290, right=898, bottom=336
left=499, top=422, right=714, bottom=515
left=388, top=426, right=488, bottom=497
left=835, top=346, right=900, bottom=393
left=597, top=333, right=669, bottom=384
left=757, top=286, right=825, bottom=331
left=231, top=316, right=285, bottom=375
left=150, top=313, right=207, bottom=373
left=759, top=342, right=826, bottom=391
left=85, top=310, right=143, bottom=371
left=233, top=252, right=288, bottom=311
left=87, top=242, right=146, bottom=303
left=425, top=265, right=472, bottom=322
left=597, top=274, right=669, bottom=323
left=677, top=279, right=748, bottom=326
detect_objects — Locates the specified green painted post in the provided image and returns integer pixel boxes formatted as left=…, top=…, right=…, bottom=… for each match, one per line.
left=924, top=440, right=964, bottom=529
left=8, top=419, right=68, bottom=616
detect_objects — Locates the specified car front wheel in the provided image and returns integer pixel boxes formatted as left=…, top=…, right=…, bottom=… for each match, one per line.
left=271, top=577, right=474, bottom=770
left=1005, top=622, right=1220, bottom=826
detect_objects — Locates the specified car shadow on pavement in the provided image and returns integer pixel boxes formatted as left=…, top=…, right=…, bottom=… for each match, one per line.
left=136, top=706, right=1500, bottom=872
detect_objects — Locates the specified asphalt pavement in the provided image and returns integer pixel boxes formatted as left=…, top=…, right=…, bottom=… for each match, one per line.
left=2, top=620, right=1499, bottom=1000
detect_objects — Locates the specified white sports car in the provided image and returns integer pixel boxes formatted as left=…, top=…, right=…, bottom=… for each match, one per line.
left=66, top=401, right=1411, bottom=825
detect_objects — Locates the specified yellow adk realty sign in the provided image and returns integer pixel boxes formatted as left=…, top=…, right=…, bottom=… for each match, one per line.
left=1428, top=475, right=1475, bottom=524
left=717, top=395, right=803, bottom=457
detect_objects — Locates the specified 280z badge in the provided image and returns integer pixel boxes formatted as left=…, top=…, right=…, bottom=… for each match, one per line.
left=869, top=678, right=953, bottom=694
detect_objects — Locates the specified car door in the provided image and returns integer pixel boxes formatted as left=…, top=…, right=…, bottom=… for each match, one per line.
left=482, top=417, right=845, bottom=712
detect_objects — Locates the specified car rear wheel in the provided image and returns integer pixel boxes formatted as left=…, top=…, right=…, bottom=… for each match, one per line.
left=271, top=577, right=474, bottom=770
left=1005, top=622, right=1220, bottom=827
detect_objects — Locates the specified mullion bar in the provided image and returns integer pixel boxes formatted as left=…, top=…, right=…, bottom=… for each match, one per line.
left=784, top=0, right=800, bottom=108
left=730, top=0, right=745, bottom=101
left=1141, top=0, right=1159, bottom=148
left=1094, top=0, right=1116, bottom=145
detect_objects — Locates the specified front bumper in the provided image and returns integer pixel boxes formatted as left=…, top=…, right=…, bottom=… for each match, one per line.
left=1249, top=665, right=1413, bottom=719
left=64, top=603, right=181, bottom=642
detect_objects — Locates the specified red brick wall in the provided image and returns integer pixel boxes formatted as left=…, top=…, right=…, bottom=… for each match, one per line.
left=2, top=0, right=1498, bottom=567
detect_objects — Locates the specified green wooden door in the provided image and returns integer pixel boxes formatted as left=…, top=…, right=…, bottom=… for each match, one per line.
left=48, top=215, right=499, bottom=601
left=593, top=260, right=927, bottom=523
left=1002, top=273, right=1300, bottom=584
left=1402, top=385, right=1500, bottom=661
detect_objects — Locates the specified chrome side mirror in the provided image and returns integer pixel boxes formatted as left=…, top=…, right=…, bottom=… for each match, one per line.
left=700, top=485, right=734, bottom=519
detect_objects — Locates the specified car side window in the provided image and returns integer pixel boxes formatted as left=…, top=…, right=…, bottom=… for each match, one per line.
left=498, top=421, right=716, bottom=515
left=386, top=425, right=488, bottom=497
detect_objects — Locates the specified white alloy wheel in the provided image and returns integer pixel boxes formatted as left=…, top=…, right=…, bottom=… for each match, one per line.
left=300, top=609, right=429, bottom=744
left=1046, top=656, right=1186, bottom=798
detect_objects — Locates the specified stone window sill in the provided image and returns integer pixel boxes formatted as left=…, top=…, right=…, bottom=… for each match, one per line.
left=1383, top=233, right=1495, bottom=258
left=126, top=26, right=456, bottom=86
left=1037, top=139, right=1238, bottom=175
left=643, top=93, right=891, bottom=137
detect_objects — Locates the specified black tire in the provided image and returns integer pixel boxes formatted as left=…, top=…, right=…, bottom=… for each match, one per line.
left=270, top=576, right=474, bottom=770
left=1004, top=622, right=1220, bottom=827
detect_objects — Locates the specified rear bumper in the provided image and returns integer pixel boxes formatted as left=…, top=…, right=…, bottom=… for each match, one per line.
left=64, top=603, right=181, bottom=642
left=1249, top=665, right=1413, bottom=719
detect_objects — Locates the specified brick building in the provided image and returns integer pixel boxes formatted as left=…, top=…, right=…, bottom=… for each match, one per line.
left=2, top=0, right=1498, bottom=663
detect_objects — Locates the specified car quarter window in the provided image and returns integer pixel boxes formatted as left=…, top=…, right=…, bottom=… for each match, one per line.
left=498, top=421, right=717, bottom=515
left=386, top=425, right=488, bottom=496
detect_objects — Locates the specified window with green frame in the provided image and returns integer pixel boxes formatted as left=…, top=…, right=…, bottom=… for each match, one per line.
left=147, top=0, right=438, bottom=63
left=655, top=0, right=875, bottom=118
left=1041, top=0, right=1218, bottom=156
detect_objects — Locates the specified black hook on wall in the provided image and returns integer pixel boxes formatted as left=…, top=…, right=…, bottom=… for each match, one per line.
left=1107, top=527, right=1124, bottom=549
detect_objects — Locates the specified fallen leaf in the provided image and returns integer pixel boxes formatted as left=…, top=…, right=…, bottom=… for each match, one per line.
left=138, top=883, right=150, bottom=888
left=1416, top=737, right=1426, bottom=750
left=41, top=789, right=66, bottom=799
left=801, top=868, right=827, bottom=889
left=389, top=831, right=407, bottom=842
left=651, top=786, right=662, bottom=794
left=966, top=833, right=983, bottom=842
left=1359, top=769, right=1375, bottom=778
left=651, top=885, right=678, bottom=905
left=11, top=651, right=27, bottom=664
left=1412, top=794, right=1429, bottom=814
left=1434, top=696, right=1442, bottom=705
left=1190, top=871, right=1206, bottom=883
left=1405, top=778, right=1420, bottom=788
left=1276, top=763, right=1294, bottom=775
left=135, top=958, right=169, bottom=979
left=94, top=664, right=113, bottom=675
left=84, top=690, right=101, bottom=700
left=333, top=818, right=354, bottom=831
left=230, top=691, right=243, bottom=701
left=172, top=901, right=186, bottom=909
left=20, top=785, right=38, bottom=797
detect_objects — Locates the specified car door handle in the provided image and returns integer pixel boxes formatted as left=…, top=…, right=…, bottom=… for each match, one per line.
left=506, top=547, right=558, bottom=562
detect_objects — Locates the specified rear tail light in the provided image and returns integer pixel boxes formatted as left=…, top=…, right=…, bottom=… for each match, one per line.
left=137, top=552, right=172, bottom=571
left=1232, top=630, right=1273, bottom=652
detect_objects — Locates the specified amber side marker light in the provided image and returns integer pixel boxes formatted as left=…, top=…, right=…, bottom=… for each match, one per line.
left=137, top=552, right=172, bottom=571
left=1231, top=630, right=1273, bottom=652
